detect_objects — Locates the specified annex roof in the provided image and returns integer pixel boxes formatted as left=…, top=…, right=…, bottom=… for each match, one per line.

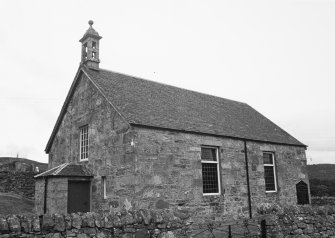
left=34, top=163, right=93, bottom=178
left=45, top=65, right=306, bottom=153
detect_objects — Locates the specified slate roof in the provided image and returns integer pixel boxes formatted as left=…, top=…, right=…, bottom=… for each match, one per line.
left=82, top=67, right=305, bottom=147
left=34, top=163, right=93, bottom=178
left=45, top=66, right=306, bottom=153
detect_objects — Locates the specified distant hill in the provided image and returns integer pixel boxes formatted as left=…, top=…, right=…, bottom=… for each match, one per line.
left=307, top=164, right=335, bottom=196
left=307, top=164, right=335, bottom=181
left=0, top=157, right=48, bottom=172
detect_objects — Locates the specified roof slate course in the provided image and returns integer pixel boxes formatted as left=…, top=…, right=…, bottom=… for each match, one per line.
left=83, top=67, right=305, bottom=147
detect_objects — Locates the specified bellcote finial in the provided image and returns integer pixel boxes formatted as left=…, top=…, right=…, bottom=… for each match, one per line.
left=80, top=20, right=102, bottom=70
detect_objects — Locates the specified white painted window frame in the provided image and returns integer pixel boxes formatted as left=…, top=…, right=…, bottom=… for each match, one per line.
left=79, top=125, right=89, bottom=161
left=201, top=146, right=221, bottom=196
left=263, top=152, right=277, bottom=193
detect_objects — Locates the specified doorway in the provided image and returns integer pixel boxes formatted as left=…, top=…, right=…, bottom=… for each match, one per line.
left=67, top=180, right=90, bottom=213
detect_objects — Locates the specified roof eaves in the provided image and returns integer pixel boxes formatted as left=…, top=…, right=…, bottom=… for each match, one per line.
left=34, top=163, right=67, bottom=178
left=130, top=122, right=308, bottom=148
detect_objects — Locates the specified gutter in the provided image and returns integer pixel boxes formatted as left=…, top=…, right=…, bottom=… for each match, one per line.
left=244, top=140, right=252, bottom=218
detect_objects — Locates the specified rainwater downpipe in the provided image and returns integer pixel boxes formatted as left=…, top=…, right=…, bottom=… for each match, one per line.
left=244, top=140, right=252, bottom=218
left=43, top=177, right=48, bottom=214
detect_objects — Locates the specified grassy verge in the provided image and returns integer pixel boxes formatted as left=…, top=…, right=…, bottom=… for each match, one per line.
left=0, top=193, right=34, bottom=215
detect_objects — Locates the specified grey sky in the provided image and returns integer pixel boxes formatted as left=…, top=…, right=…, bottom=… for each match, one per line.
left=0, top=0, right=334, bottom=164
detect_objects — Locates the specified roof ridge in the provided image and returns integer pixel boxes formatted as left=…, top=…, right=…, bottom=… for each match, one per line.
left=98, top=67, right=247, bottom=106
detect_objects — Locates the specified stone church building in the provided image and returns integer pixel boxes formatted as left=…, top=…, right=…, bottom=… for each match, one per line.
left=35, top=21, right=310, bottom=217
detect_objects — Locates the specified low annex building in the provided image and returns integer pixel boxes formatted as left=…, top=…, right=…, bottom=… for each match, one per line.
left=35, top=21, right=310, bottom=217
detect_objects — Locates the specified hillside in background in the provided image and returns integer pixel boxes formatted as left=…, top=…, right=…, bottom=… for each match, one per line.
left=307, top=164, right=335, bottom=196
left=0, top=157, right=48, bottom=171
left=0, top=193, right=34, bottom=215
left=0, top=157, right=47, bottom=215
left=307, top=164, right=335, bottom=181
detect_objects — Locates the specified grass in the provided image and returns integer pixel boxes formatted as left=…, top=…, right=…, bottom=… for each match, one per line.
left=0, top=193, right=35, bottom=216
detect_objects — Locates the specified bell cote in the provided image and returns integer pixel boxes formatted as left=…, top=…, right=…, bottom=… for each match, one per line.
left=79, top=20, right=102, bottom=70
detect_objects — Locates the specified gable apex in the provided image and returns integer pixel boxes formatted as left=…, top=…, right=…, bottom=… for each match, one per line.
left=44, top=65, right=129, bottom=153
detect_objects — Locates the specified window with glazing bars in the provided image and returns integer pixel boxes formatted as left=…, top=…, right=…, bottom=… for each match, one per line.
left=201, top=147, right=220, bottom=195
left=80, top=125, right=89, bottom=161
left=263, top=152, right=277, bottom=192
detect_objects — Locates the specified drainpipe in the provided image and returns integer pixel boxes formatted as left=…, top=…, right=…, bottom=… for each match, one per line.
left=44, top=177, right=48, bottom=214
left=244, top=140, right=252, bottom=218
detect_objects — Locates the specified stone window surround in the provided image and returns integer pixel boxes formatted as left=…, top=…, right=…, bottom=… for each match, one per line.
left=201, top=145, right=221, bottom=196
left=79, top=125, right=89, bottom=162
left=263, top=151, right=277, bottom=193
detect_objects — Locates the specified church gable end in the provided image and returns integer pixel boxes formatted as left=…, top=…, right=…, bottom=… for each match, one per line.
left=48, top=73, right=129, bottom=168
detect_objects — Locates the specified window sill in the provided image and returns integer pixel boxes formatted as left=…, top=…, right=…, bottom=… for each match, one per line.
left=265, top=190, right=277, bottom=193
left=79, top=159, right=89, bottom=162
left=203, top=193, right=221, bottom=196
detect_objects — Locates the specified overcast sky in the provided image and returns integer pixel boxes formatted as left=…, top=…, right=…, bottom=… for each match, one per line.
left=0, top=0, right=334, bottom=164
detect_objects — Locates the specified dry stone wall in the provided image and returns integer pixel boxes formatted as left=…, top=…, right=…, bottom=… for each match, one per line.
left=311, top=197, right=335, bottom=206
left=2, top=206, right=335, bottom=237
left=260, top=204, right=335, bottom=237
left=0, top=209, right=192, bottom=238
left=0, top=171, right=37, bottom=199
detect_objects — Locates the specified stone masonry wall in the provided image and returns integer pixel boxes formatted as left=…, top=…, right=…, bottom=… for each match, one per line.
left=311, top=197, right=335, bottom=206
left=260, top=204, right=335, bottom=237
left=0, top=209, right=270, bottom=238
left=45, top=71, right=309, bottom=220
left=48, top=73, right=134, bottom=213
left=46, top=178, right=68, bottom=214
left=0, top=171, right=37, bottom=199
left=2, top=206, right=335, bottom=238
left=129, top=127, right=309, bottom=220
left=35, top=179, right=45, bottom=215
left=0, top=209, right=192, bottom=238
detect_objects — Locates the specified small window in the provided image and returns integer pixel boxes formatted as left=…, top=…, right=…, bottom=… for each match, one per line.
left=201, top=147, right=220, bottom=195
left=102, top=176, right=107, bottom=199
left=79, top=125, right=89, bottom=161
left=263, top=152, right=277, bottom=192
left=92, top=41, right=96, bottom=49
left=92, top=52, right=96, bottom=59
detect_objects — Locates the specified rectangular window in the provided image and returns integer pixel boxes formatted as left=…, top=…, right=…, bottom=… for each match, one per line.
left=80, top=125, right=89, bottom=161
left=201, top=146, right=221, bottom=195
left=263, top=152, right=277, bottom=192
left=102, top=176, right=107, bottom=199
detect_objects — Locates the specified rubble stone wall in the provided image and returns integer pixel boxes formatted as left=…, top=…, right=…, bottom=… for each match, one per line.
left=130, top=127, right=309, bottom=219
left=263, top=205, right=335, bottom=237
left=47, top=73, right=134, bottom=214
left=311, top=197, right=335, bottom=206
left=0, top=171, right=37, bottom=199
left=45, top=72, right=309, bottom=220
left=1, top=206, right=335, bottom=238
